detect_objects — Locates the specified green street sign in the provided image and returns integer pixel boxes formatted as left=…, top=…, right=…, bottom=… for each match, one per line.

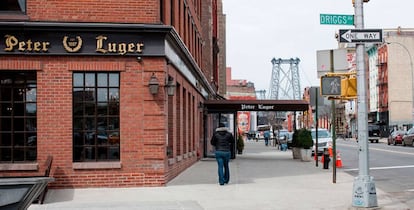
left=320, top=14, right=354, bottom=25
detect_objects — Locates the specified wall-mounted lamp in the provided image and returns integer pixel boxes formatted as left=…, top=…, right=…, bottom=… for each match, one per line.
left=165, top=76, right=176, bottom=96
left=198, top=102, right=204, bottom=110
left=148, top=73, right=159, bottom=95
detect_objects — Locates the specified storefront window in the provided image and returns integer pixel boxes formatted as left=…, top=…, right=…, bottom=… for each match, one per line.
left=0, top=71, right=37, bottom=162
left=73, top=72, right=120, bottom=162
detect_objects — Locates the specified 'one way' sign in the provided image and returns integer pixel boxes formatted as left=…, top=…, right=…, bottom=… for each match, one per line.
left=339, top=29, right=383, bottom=43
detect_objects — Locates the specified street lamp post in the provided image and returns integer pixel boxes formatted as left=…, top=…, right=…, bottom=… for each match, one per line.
left=352, top=0, right=378, bottom=208
left=386, top=41, right=414, bottom=121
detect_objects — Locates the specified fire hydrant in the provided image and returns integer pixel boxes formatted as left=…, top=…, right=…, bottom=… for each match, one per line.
left=323, top=148, right=330, bottom=169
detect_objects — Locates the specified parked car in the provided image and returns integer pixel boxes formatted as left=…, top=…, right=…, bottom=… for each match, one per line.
left=286, top=132, right=293, bottom=148
left=402, top=128, right=414, bottom=146
left=368, top=124, right=381, bottom=143
left=311, top=128, right=332, bottom=156
left=257, top=125, right=273, bottom=140
left=388, top=130, right=405, bottom=145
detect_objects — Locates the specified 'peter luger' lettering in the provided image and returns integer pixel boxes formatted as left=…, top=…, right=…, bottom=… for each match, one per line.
left=258, top=104, right=274, bottom=110
left=241, top=104, right=255, bottom=110
left=2, top=34, right=147, bottom=55
left=95, top=35, right=144, bottom=55
left=4, top=35, right=50, bottom=52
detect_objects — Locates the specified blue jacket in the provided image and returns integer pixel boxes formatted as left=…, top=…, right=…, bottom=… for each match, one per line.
left=264, top=131, right=270, bottom=139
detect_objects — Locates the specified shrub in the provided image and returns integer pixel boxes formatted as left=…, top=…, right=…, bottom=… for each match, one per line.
left=297, top=128, right=313, bottom=149
left=291, top=129, right=300, bottom=147
left=237, top=135, right=244, bottom=152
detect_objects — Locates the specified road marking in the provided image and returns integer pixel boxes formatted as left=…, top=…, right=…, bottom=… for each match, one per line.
left=370, top=147, right=414, bottom=156
left=343, top=165, right=414, bottom=172
left=337, top=142, right=414, bottom=156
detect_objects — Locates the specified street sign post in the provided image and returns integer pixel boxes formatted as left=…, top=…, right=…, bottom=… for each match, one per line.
left=339, top=29, right=383, bottom=43
left=352, top=0, right=378, bottom=208
left=320, top=76, right=341, bottom=96
left=320, top=14, right=354, bottom=25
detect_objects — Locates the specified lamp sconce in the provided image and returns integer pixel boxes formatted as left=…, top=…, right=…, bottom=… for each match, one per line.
left=148, top=73, right=159, bottom=95
left=165, top=76, right=176, bottom=96
left=198, top=102, right=204, bottom=110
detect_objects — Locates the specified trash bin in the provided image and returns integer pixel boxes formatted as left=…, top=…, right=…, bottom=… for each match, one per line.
left=323, top=148, right=330, bottom=169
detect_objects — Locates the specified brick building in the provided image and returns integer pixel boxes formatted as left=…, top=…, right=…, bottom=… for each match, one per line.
left=0, top=0, right=225, bottom=188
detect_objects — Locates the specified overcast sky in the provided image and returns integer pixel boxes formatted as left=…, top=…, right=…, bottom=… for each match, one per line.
left=223, top=0, right=414, bottom=93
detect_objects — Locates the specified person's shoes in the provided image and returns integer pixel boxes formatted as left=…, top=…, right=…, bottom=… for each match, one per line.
left=219, top=183, right=224, bottom=186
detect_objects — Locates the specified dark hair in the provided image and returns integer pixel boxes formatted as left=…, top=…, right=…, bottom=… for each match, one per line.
left=219, top=123, right=225, bottom=128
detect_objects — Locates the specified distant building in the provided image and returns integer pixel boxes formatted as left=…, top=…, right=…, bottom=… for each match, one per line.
left=225, top=67, right=257, bottom=133
left=370, top=28, right=414, bottom=133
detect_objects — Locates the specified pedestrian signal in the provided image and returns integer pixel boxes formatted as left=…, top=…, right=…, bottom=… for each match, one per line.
left=320, top=76, right=341, bottom=96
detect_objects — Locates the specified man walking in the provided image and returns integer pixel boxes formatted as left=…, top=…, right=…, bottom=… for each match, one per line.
left=210, top=123, right=234, bottom=185
left=264, top=130, right=270, bottom=146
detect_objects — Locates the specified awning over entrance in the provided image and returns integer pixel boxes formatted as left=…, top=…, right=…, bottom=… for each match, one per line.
left=204, top=100, right=309, bottom=112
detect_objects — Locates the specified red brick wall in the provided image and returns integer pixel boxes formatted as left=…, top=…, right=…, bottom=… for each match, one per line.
left=0, top=0, right=209, bottom=188
left=0, top=55, right=202, bottom=187
left=27, top=0, right=160, bottom=23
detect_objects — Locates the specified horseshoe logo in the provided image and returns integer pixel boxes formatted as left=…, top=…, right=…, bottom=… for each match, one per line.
left=62, top=36, right=83, bottom=52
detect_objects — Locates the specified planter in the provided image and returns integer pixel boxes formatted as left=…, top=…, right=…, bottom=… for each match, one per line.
left=292, top=147, right=301, bottom=159
left=237, top=135, right=244, bottom=155
left=300, top=148, right=312, bottom=162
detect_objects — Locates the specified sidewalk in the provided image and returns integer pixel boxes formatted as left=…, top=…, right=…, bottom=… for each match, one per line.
left=29, top=141, right=410, bottom=210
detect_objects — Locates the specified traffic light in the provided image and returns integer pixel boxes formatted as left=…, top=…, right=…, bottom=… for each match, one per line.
left=320, top=76, right=341, bottom=96
left=321, top=73, right=357, bottom=99
left=341, top=76, right=357, bottom=98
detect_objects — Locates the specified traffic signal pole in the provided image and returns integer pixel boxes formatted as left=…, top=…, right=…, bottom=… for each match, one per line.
left=330, top=50, right=337, bottom=184
left=352, top=0, right=378, bottom=207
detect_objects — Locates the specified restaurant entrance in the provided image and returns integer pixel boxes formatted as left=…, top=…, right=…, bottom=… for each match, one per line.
left=203, top=100, right=309, bottom=159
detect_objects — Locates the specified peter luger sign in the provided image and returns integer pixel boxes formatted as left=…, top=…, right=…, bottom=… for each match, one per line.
left=0, top=30, right=165, bottom=56
left=241, top=104, right=275, bottom=111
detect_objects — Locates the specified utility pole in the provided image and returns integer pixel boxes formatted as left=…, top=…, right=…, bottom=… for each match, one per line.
left=352, top=0, right=378, bottom=207
left=330, top=50, right=337, bottom=184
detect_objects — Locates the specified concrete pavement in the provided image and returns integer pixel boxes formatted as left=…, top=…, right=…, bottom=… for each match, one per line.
left=29, top=140, right=410, bottom=210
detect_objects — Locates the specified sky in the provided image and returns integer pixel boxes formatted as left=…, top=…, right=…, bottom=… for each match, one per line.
left=223, top=0, right=414, bottom=94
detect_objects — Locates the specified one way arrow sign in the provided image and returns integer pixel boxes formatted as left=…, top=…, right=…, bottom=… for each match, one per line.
left=339, top=29, right=383, bottom=43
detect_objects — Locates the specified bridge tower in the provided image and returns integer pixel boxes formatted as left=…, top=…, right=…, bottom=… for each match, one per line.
left=255, top=90, right=266, bottom=100
left=269, top=58, right=301, bottom=100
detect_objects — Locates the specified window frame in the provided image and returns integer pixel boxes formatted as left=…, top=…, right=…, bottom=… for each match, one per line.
left=72, top=72, right=120, bottom=162
left=0, top=71, right=37, bottom=163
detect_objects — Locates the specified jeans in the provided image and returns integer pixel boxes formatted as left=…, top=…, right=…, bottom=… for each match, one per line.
left=215, top=150, right=231, bottom=185
left=281, top=143, right=288, bottom=151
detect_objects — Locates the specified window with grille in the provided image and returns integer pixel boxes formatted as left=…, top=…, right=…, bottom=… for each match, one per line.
left=73, top=72, right=120, bottom=162
left=0, top=71, right=37, bottom=163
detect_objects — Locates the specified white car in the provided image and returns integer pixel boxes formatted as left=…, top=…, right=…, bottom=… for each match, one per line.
left=311, top=128, right=333, bottom=155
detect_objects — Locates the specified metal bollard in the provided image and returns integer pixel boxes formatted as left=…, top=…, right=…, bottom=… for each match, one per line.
left=323, top=148, right=330, bottom=169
